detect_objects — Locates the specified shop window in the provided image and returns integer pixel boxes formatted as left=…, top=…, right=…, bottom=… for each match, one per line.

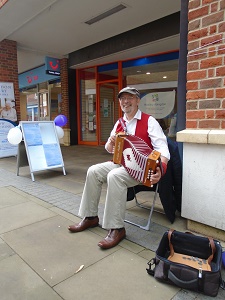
left=122, top=51, right=179, bottom=138
left=79, top=68, right=97, bottom=142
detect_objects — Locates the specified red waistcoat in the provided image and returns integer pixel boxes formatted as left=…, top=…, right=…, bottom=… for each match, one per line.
left=116, top=112, right=153, bottom=149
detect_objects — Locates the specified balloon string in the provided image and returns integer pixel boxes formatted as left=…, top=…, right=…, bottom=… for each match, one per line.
left=188, top=37, right=225, bottom=57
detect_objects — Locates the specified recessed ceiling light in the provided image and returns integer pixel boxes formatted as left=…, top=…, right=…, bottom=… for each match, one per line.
left=85, top=4, right=127, bottom=25
left=146, top=72, right=150, bottom=75
left=163, top=76, right=167, bottom=78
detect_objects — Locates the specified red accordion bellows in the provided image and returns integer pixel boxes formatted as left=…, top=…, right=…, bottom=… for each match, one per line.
left=113, top=133, right=160, bottom=187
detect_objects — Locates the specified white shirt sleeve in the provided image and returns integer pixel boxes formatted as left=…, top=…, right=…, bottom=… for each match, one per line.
left=148, top=116, right=170, bottom=160
left=104, top=120, right=119, bottom=152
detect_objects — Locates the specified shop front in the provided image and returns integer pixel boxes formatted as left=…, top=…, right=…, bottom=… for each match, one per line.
left=76, top=50, right=179, bottom=146
left=19, top=65, right=61, bottom=122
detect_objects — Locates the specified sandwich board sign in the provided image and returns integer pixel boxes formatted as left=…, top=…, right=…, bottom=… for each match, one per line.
left=17, top=121, right=66, bottom=181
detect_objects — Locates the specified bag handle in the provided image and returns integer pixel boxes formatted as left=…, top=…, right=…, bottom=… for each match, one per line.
left=168, top=270, right=198, bottom=289
left=168, top=229, right=216, bottom=264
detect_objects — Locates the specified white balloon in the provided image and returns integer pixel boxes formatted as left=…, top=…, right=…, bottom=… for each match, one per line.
left=55, top=126, right=64, bottom=139
left=7, top=127, right=22, bottom=145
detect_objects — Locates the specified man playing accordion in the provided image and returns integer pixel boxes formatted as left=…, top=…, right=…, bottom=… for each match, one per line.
left=68, top=87, right=170, bottom=249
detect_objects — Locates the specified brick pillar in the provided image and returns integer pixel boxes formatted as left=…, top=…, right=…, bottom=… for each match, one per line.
left=60, top=58, right=70, bottom=145
left=186, top=0, right=225, bottom=129
left=0, top=39, right=20, bottom=121
left=177, top=0, right=225, bottom=238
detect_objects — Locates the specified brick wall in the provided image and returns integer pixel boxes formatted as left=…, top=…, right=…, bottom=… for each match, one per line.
left=60, top=58, right=70, bottom=129
left=0, top=39, right=20, bottom=121
left=187, top=0, right=225, bottom=129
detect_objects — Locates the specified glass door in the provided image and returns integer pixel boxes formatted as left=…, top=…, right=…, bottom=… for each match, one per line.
left=38, top=91, right=49, bottom=120
left=98, top=83, right=119, bottom=144
left=38, top=82, right=50, bottom=120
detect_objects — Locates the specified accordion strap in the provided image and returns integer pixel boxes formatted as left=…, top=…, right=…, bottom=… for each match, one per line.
left=119, top=118, right=127, bottom=133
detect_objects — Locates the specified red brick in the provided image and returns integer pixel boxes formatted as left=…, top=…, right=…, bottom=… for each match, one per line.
left=187, top=61, right=199, bottom=70
left=208, top=47, right=217, bottom=58
left=188, top=28, right=208, bottom=41
left=186, top=90, right=206, bottom=100
left=202, top=11, right=224, bottom=27
left=187, top=70, right=207, bottom=80
left=205, top=110, right=215, bottom=118
left=222, top=100, right=225, bottom=108
left=201, top=34, right=223, bottom=49
left=210, top=2, right=218, bottom=12
left=199, top=119, right=220, bottom=128
left=216, top=88, right=225, bottom=98
left=209, top=25, right=217, bottom=34
left=186, top=81, right=198, bottom=90
left=215, top=110, right=225, bottom=118
left=188, top=6, right=209, bottom=21
left=200, top=78, right=222, bottom=89
left=221, top=0, right=225, bottom=9
left=186, top=100, right=198, bottom=110
left=186, top=110, right=205, bottom=119
left=188, top=19, right=201, bottom=31
left=186, top=120, right=198, bottom=129
left=202, top=0, right=217, bottom=4
left=216, top=66, right=225, bottom=76
left=199, top=99, right=220, bottom=109
left=189, top=0, right=201, bottom=9
left=188, top=40, right=200, bottom=52
left=207, top=89, right=214, bottom=98
left=208, top=68, right=215, bottom=77
left=218, top=44, right=225, bottom=55
left=219, top=21, right=225, bottom=33
left=200, top=57, right=222, bottom=69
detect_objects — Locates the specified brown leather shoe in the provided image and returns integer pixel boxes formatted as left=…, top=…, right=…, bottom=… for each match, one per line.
left=68, top=217, right=99, bottom=233
left=98, top=228, right=126, bottom=249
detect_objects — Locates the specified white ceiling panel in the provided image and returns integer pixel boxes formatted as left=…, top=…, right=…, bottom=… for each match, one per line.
left=0, top=0, right=181, bottom=72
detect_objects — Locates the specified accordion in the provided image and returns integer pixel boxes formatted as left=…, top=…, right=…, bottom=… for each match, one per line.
left=113, top=133, right=161, bottom=187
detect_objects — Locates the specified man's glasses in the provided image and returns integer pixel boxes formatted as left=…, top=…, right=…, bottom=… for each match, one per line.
left=119, top=96, right=136, bottom=101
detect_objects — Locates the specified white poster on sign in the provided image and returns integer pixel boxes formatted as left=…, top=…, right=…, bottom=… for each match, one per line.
left=0, top=82, right=15, bottom=99
left=19, top=121, right=66, bottom=181
left=0, top=82, right=17, bottom=122
left=139, top=90, right=175, bottom=118
left=0, top=119, right=17, bottom=158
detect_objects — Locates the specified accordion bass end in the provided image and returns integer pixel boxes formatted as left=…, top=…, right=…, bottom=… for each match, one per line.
left=143, top=150, right=161, bottom=187
left=113, top=134, right=161, bottom=187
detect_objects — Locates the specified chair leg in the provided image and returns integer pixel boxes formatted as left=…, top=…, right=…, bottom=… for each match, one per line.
left=125, top=184, right=159, bottom=231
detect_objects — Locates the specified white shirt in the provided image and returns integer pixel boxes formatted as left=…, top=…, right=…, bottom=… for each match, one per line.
left=105, top=109, right=170, bottom=160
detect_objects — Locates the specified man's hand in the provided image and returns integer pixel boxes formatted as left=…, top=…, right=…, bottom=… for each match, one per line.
left=150, top=166, right=162, bottom=185
left=106, top=135, right=116, bottom=153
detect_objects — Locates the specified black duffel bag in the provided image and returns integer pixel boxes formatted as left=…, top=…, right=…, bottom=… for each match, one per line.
left=147, top=229, right=225, bottom=297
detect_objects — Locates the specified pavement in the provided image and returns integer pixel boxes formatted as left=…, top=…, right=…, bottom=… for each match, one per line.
left=0, top=145, right=225, bottom=300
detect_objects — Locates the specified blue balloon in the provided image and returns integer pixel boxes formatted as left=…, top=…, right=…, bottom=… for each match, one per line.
left=54, top=114, right=68, bottom=127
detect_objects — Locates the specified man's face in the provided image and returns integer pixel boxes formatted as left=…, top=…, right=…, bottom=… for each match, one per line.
left=119, top=92, right=140, bottom=114
left=5, top=104, right=10, bottom=110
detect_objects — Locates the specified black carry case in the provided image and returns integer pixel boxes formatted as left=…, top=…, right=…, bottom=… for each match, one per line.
left=147, top=229, right=225, bottom=297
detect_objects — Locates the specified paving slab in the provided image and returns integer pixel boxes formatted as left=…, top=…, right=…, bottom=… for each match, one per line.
left=54, top=248, right=179, bottom=300
left=0, top=254, right=63, bottom=300
left=0, top=146, right=225, bottom=300
left=2, top=215, right=120, bottom=287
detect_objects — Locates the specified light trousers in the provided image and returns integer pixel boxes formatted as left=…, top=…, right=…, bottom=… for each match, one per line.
left=78, top=161, right=139, bottom=229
